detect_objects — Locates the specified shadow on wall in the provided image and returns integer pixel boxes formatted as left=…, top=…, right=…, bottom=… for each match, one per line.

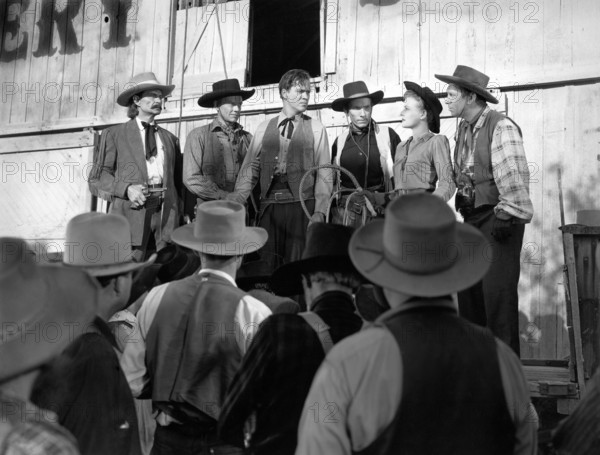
left=518, top=163, right=599, bottom=360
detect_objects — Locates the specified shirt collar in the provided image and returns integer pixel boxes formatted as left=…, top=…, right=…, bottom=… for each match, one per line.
left=210, top=118, right=242, bottom=133
left=470, top=105, right=490, bottom=130
left=310, top=290, right=356, bottom=312
left=375, top=296, right=457, bottom=322
left=278, top=111, right=302, bottom=124
left=197, top=268, right=237, bottom=287
left=412, top=131, right=435, bottom=144
left=136, top=117, right=156, bottom=131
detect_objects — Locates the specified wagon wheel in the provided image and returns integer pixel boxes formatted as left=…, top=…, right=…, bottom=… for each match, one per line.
left=299, top=164, right=364, bottom=223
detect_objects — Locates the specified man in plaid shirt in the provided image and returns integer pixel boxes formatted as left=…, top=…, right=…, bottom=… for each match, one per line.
left=436, top=65, right=534, bottom=355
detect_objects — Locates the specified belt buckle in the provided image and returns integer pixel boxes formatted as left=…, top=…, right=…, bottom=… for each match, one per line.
left=273, top=192, right=288, bottom=202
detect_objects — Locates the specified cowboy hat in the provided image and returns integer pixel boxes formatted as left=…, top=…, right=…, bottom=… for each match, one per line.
left=116, top=72, right=175, bottom=107
left=331, top=81, right=384, bottom=112
left=403, top=81, right=443, bottom=134
left=171, top=200, right=267, bottom=256
left=197, top=78, right=256, bottom=108
left=270, top=223, right=361, bottom=296
left=61, top=212, right=156, bottom=276
left=435, top=65, right=499, bottom=104
left=155, top=243, right=201, bottom=283
left=0, top=237, right=99, bottom=382
left=349, top=194, right=490, bottom=297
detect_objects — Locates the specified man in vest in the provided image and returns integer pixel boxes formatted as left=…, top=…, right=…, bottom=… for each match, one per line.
left=229, top=69, right=332, bottom=274
left=183, top=79, right=255, bottom=206
left=296, top=194, right=538, bottom=455
left=89, top=72, right=182, bottom=261
left=435, top=65, right=534, bottom=355
left=219, top=223, right=363, bottom=455
left=330, top=81, right=400, bottom=226
left=119, top=200, right=272, bottom=455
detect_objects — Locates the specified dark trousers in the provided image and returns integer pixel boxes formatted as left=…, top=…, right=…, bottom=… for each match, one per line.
left=457, top=209, right=525, bottom=355
left=151, top=423, right=243, bottom=455
left=133, top=197, right=165, bottom=261
left=257, top=200, right=314, bottom=274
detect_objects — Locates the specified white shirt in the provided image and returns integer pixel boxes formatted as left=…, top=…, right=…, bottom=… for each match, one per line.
left=135, top=117, right=165, bottom=185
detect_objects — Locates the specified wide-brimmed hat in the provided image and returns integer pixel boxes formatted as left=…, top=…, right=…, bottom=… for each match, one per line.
left=116, top=72, right=175, bottom=107
left=435, top=65, right=499, bottom=104
left=171, top=201, right=267, bottom=256
left=331, top=81, right=384, bottom=112
left=349, top=194, right=490, bottom=297
left=270, top=223, right=360, bottom=296
left=403, top=81, right=443, bottom=134
left=0, top=237, right=99, bottom=382
left=197, top=79, right=255, bottom=108
left=61, top=212, right=156, bottom=276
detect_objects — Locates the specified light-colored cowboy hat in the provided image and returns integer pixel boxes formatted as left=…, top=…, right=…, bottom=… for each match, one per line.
left=435, top=65, right=499, bottom=104
left=0, top=237, right=99, bottom=382
left=197, top=78, right=255, bottom=108
left=270, top=223, right=362, bottom=296
left=331, top=81, right=384, bottom=112
left=349, top=194, right=490, bottom=297
left=61, top=212, right=156, bottom=276
left=171, top=200, right=267, bottom=256
left=116, top=72, right=175, bottom=107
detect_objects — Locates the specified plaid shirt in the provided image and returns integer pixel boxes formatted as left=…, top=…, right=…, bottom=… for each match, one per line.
left=457, top=106, right=533, bottom=222
left=218, top=291, right=363, bottom=454
left=0, top=392, right=79, bottom=455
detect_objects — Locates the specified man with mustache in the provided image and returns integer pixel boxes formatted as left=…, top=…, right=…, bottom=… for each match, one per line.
left=229, top=69, right=332, bottom=275
left=183, top=79, right=255, bottom=207
left=89, top=72, right=182, bottom=261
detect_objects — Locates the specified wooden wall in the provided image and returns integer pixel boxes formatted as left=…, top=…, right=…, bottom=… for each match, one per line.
left=0, top=0, right=175, bottom=132
left=1, top=0, right=599, bottom=359
left=162, top=0, right=600, bottom=360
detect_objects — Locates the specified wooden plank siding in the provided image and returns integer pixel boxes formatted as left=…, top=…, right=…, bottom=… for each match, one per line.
left=1, top=0, right=599, bottom=361
left=0, top=0, right=175, bottom=130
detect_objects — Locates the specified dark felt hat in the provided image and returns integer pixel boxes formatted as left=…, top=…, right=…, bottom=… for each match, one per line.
left=331, top=81, right=384, bottom=112
left=270, top=223, right=360, bottom=296
left=435, top=65, right=499, bottom=104
left=403, top=81, right=443, bottom=134
left=197, top=79, right=255, bottom=108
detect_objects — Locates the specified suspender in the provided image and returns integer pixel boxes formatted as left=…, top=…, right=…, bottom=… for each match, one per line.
left=298, top=312, right=334, bottom=354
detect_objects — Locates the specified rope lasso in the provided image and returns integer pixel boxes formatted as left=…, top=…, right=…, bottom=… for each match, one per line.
left=299, top=164, right=370, bottom=225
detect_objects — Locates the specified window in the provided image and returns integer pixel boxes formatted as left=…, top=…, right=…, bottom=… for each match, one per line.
left=247, top=0, right=321, bottom=86
left=177, top=0, right=236, bottom=9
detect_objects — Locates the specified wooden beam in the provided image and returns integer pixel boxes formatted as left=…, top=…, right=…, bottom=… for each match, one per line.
left=0, top=130, right=96, bottom=154
left=563, top=232, right=587, bottom=395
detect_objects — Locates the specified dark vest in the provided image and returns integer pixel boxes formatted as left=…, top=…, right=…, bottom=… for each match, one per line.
left=356, top=305, right=516, bottom=455
left=145, top=273, right=245, bottom=422
left=259, top=115, right=315, bottom=201
left=196, top=123, right=251, bottom=195
left=455, top=109, right=522, bottom=207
